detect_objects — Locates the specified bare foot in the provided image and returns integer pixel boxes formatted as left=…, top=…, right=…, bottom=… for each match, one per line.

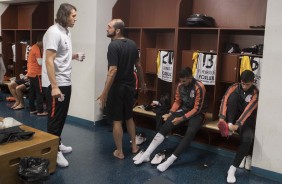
left=37, top=111, right=48, bottom=116
left=113, top=150, right=124, bottom=159
left=11, top=102, right=19, bottom=109
left=132, top=145, right=140, bottom=154
left=13, top=104, right=25, bottom=110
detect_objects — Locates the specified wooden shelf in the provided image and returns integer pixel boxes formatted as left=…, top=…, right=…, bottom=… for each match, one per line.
left=145, top=48, right=158, bottom=74
left=178, top=0, right=266, bottom=28
left=113, top=0, right=266, bottom=149
left=113, top=0, right=180, bottom=28
left=220, top=28, right=265, bottom=35
left=142, top=28, right=175, bottom=30
left=179, top=27, right=219, bottom=30
left=202, top=120, right=219, bottom=131
left=179, top=27, right=265, bottom=31
left=220, top=54, right=240, bottom=83
left=1, top=1, right=54, bottom=78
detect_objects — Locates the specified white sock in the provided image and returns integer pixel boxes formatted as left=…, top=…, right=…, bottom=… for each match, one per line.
left=239, top=156, right=246, bottom=168
left=228, top=123, right=234, bottom=135
left=227, top=165, right=237, bottom=183
left=134, top=133, right=164, bottom=165
left=157, top=154, right=177, bottom=172
left=245, top=155, right=252, bottom=170
left=228, top=123, right=233, bottom=128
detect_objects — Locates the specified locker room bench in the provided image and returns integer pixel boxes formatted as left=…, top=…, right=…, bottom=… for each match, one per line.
left=0, top=80, right=10, bottom=89
left=133, top=106, right=239, bottom=148
left=0, top=81, right=10, bottom=96
left=133, top=106, right=221, bottom=132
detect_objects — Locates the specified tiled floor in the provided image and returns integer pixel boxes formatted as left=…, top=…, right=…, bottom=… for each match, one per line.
left=0, top=95, right=281, bottom=184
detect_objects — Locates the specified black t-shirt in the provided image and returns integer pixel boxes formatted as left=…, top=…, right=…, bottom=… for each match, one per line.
left=107, top=38, right=139, bottom=87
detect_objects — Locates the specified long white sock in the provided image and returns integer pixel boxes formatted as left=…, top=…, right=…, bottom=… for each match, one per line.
left=239, top=156, right=246, bottom=168
left=157, top=154, right=177, bottom=172
left=134, top=133, right=164, bottom=165
left=227, top=165, right=237, bottom=183
left=245, top=155, right=252, bottom=170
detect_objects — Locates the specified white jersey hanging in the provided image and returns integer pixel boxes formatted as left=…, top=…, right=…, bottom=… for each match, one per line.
left=0, top=57, right=6, bottom=83
left=12, top=44, right=16, bottom=62
left=157, top=51, right=174, bottom=82
left=25, top=45, right=31, bottom=61
left=250, top=57, right=262, bottom=89
left=193, top=53, right=217, bottom=85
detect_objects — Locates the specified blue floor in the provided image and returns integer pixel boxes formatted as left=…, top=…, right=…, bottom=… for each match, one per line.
left=0, top=96, right=281, bottom=184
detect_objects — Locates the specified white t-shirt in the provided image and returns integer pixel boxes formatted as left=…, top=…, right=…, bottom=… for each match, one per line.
left=42, top=23, right=72, bottom=87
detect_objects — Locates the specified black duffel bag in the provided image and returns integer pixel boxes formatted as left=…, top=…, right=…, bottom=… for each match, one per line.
left=186, top=14, right=215, bottom=27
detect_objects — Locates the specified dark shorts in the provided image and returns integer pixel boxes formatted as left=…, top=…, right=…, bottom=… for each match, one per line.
left=15, top=79, right=30, bottom=87
left=105, top=84, right=135, bottom=121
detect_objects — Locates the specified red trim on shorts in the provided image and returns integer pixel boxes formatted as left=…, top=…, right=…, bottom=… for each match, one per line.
left=51, top=97, right=56, bottom=118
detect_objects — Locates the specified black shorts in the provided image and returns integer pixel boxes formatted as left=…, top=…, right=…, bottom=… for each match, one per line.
left=15, top=79, right=30, bottom=87
left=105, top=84, right=135, bottom=121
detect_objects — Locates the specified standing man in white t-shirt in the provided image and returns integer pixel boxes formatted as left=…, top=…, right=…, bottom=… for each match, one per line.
left=42, top=3, right=85, bottom=168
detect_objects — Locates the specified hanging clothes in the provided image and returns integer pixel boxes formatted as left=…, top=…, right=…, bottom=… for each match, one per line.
left=25, top=45, right=31, bottom=61
left=250, top=57, right=262, bottom=89
left=240, top=56, right=252, bottom=75
left=0, top=56, right=6, bottom=83
left=193, top=52, right=217, bottom=85
left=157, top=50, right=174, bottom=82
left=240, top=55, right=262, bottom=89
left=12, top=44, right=16, bottom=62
left=192, top=51, right=199, bottom=77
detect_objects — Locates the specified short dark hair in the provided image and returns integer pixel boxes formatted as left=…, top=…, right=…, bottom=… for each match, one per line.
left=113, top=19, right=126, bottom=36
left=36, top=34, right=44, bottom=42
left=55, top=3, right=76, bottom=27
left=241, top=70, right=255, bottom=83
left=179, top=67, right=192, bottom=78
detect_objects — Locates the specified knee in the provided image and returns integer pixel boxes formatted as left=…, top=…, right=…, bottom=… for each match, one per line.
left=8, top=83, right=16, bottom=89
left=15, top=87, right=22, bottom=93
left=159, top=122, right=173, bottom=134
left=158, top=129, right=167, bottom=137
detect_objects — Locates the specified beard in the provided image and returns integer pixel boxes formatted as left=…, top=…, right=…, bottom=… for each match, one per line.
left=107, top=31, right=116, bottom=38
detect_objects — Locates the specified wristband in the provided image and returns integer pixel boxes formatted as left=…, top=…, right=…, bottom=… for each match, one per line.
left=235, top=121, right=242, bottom=128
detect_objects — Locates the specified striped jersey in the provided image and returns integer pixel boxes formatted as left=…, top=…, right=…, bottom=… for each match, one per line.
left=171, top=78, right=207, bottom=120
left=219, top=83, right=259, bottom=125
